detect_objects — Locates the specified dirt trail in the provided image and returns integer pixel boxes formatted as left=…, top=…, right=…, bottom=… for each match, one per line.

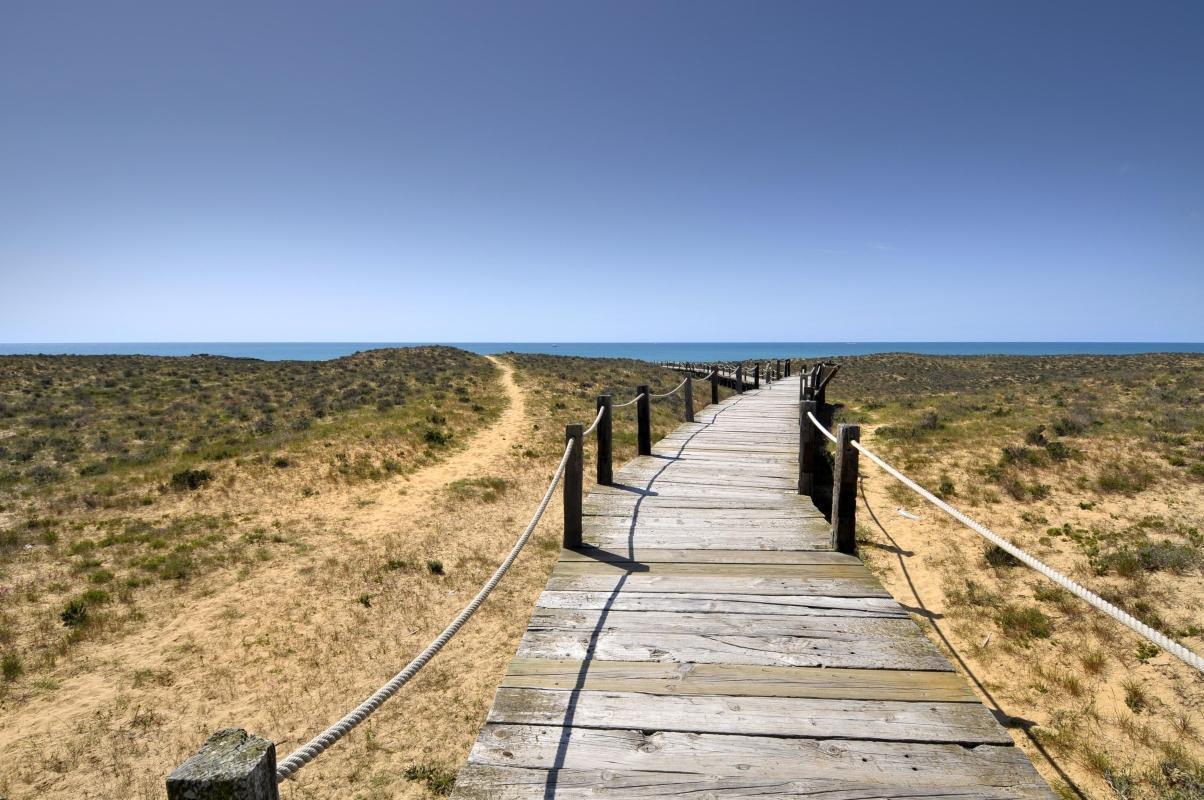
left=0, top=357, right=531, bottom=782
left=345, top=356, right=526, bottom=540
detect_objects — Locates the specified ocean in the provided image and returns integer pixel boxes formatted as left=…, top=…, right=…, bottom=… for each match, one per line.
left=1, top=342, right=1202, bottom=361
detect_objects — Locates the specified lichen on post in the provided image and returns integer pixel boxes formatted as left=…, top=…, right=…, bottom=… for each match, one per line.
left=166, top=728, right=279, bottom=800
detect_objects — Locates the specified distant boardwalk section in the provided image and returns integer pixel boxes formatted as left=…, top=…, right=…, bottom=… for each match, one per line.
left=453, top=375, right=1055, bottom=799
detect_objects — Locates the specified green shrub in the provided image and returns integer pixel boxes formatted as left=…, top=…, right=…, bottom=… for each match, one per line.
left=2, top=652, right=22, bottom=682
left=995, top=603, right=1052, bottom=642
left=984, top=545, right=1020, bottom=568
left=403, top=764, right=455, bottom=796
left=423, top=428, right=452, bottom=446
left=60, top=598, right=89, bottom=628
left=170, top=468, right=213, bottom=491
left=426, top=559, right=445, bottom=575
left=1096, top=463, right=1155, bottom=494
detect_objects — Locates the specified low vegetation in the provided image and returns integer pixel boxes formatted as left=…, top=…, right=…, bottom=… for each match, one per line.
left=0, top=347, right=696, bottom=800
left=0, top=347, right=503, bottom=708
left=829, top=353, right=1204, bottom=800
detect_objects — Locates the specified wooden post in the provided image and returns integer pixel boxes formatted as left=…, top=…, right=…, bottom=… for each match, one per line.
left=816, top=365, right=828, bottom=408
left=785, top=359, right=791, bottom=377
left=831, top=424, right=860, bottom=554
left=753, top=364, right=760, bottom=389
left=596, top=395, right=612, bottom=486
left=683, top=377, right=694, bottom=423
left=777, top=359, right=783, bottom=379
left=166, top=728, right=279, bottom=800
left=636, top=385, right=651, bottom=456
left=710, top=367, right=719, bottom=405
left=799, top=399, right=818, bottom=495
left=735, top=366, right=743, bottom=394
left=564, top=423, right=583, bottom=548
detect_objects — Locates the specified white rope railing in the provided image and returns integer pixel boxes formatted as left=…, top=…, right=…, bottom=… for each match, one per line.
left=275, top=439, right=577, bottom=780
left=611, top=392, right=645, bottom=409
left=690, top=370, right=716, bottom=381
left=582, top=404, right=606, bottom=437
left=803, top=413, right=1204, bottom=675
left=650, top=376, right=690, bottom=399
left=807, top=411, right=837, bottom=443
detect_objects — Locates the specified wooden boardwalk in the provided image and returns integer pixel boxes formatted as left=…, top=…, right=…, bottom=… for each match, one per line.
left=453, top=377, right=1054, bottom=799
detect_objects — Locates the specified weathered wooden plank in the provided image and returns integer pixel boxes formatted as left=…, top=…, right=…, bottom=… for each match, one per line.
left=533, top=590, right=907, bottom=617
left=526, top=607, right=922, bottom=639
left=516, top=628, right=947, bottom=670
left=487, top=689, right=1008, bottom=742
left=467, top=726, right=1050, bottom=791
left=584, top=532, right=832, bottom=550
left=454, top=765, right=1053, bottom=799
left=550, top=560, right=875, bottom=579
left=556, top=547, right=858, bottom=565
left=582, top=513, right=826, bottom=530
left=544, top=574, right=889, bottom=596
left=503, top=659, right=976, bottom=701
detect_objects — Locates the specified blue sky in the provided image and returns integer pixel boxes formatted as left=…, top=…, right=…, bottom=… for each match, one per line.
left=2, top=1, right=1201, bottom=342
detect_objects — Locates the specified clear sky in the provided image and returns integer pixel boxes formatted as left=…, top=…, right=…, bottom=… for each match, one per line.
left=2, top=1, right=1201, bottom=342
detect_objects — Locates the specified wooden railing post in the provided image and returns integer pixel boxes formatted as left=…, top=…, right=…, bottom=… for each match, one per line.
left=753, top=364, right=760, bottom=389
left=816, top=365, right=828, bottom=408
left=564, top=423, right=583, bottom=548
left=710, top=367, right=719, bottom=405
left=777, top=359, right=783, bottom=379
left=683, top=377, right=694, bottom=423
left=596, top=395, right=613, bottom=486
left=636, top=385, right=651, bottom=456
left=167, top=729, right=279, bottom=800
left=734, top=366, right=743, bottom=394
left=799, top=399, right=818, bottom=495
left=785, top=358, right=791, bottom=377
left=831, top=424, right=860, bottom=554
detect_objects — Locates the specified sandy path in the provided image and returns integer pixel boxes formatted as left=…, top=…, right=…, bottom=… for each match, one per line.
left=0, top=357, right=529, bottom=768
left=343, top=356, right=526, bottom=540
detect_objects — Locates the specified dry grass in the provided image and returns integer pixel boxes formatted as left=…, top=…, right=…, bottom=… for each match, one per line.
left=833, top=353, right=1204, bottom=800
left=0, top=349, right=699, bottom=800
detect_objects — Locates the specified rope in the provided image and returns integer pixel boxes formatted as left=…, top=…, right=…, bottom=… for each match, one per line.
left=275, top=439, right=577, bottom=780
left=650, top=377, right=690, bottom=399
left=801, top=413, right=1204, bottom=674
left=689, top=371, right=716, bottom=381
left=807, top=411, right=838, bottom=443
left=582, top=405, right=605, bottom=437
left=611, top=393, right=645, bottom=409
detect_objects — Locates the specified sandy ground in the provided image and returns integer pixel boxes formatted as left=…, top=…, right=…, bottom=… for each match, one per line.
left=854, top=439, right=1204, bottom=800
left=0, top=356, right=568, bottom=800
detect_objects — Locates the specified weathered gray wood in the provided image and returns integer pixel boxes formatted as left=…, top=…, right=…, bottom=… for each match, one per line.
left=454, top=765, right=1055, bottom=799
left=557, top=547, right=859, bottom=564
left=533, top=590, right=908, bottom=617
left=636, top=384, right=651, bottom=456
left=502, top=659, right=976, bottom=700
left=832, top=423, right=860, bottom=554
left=488, top=689, right=1006, bottom=742
left=596, top=395, right=612, bottom=486
left=550, top=560, right=876, bottom=579
left=563, top=424, right=583, bottom=548
left=800, top=398, right=819, bottom=495
left=463, top=729, right=1054, bottom=794
left=166, top=728, right=279, bottom=800
left=452, top=373, right=1053, bottom=799
left=543, top=573, right=888, bottom=596
left=517, top=628, right=947, bottom=670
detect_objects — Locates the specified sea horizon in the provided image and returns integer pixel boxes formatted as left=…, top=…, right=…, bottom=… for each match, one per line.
left=2, top=341, right=1202, bottom=362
